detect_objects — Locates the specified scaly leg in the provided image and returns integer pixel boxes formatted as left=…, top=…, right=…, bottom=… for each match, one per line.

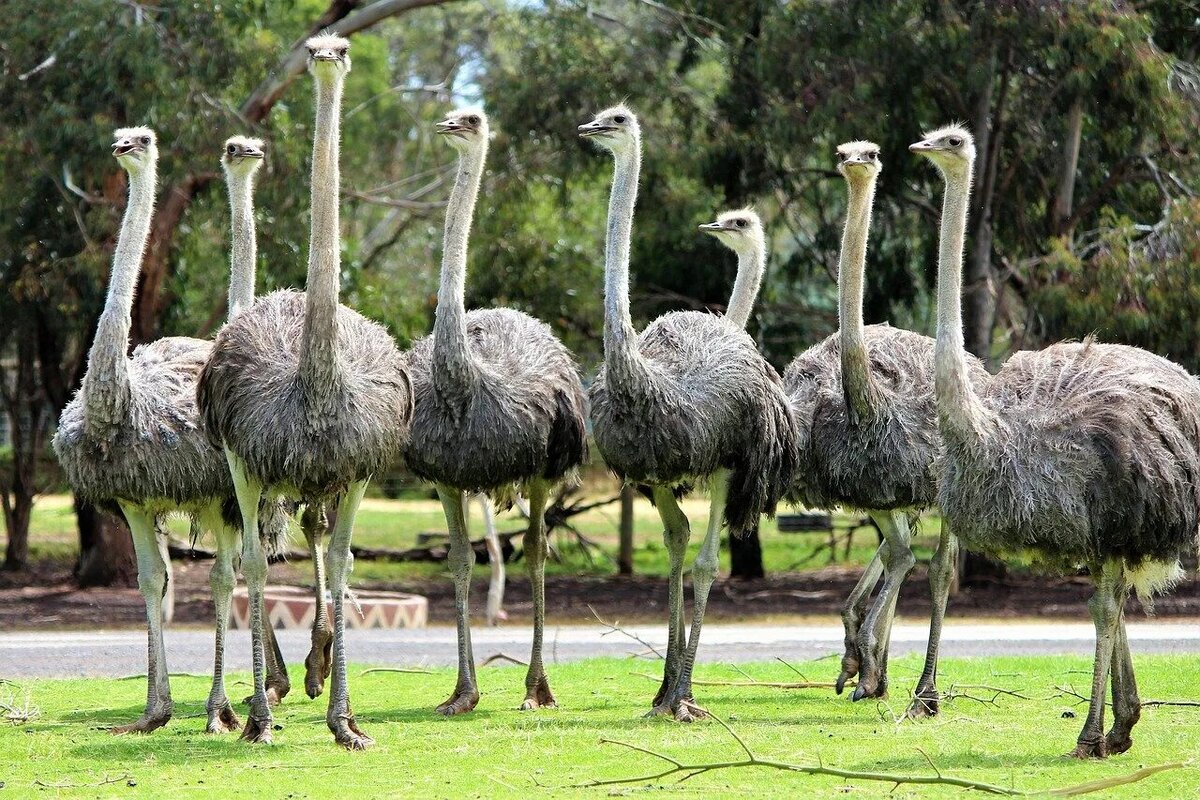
left=480, top=495, right=508, bottom=627
left=436, top=485, right=480, bottom=716
left=1105, top=570, right=1139, bottom=755
left=262, top=615, right=290, bottom=705
left=110, top=503, right=173, bottom=734
left=155, top=517, right=175, bottom=625
left=1072, top=559, right=1124, bottom=759
left=207, top=511, right=241, bottom=733
left=662, top=470, right=730, bottom=723
left=326, top=481, right=372, bottom=749
left=852, top=511, right=915, bottom=701
left=649, top=486, right=691, bottom=715
left=226, top=450, right=272, bottom=744
left=301, top=503, right=333, bottom=699
left=521, top=481, right=555, bottom=710
left=906, top=521, right=959, bottom=718
left=836, top=543, right=887, bottom=694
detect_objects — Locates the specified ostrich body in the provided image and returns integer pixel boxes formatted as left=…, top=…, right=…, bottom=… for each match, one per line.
left=198, top=35, right=412, bottom=748
left=783, top=142, right=987, bottom=711
left=582, top=106, right=798, bottom=721
left=403, top=108, right=587, bottom=714
left=914, top=124, right=1200, bottom=757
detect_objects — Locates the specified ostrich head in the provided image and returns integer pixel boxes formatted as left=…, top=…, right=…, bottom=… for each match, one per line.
left=837, top=140, right=881, bottom=183
left=306, top=33, right=351, bottom=78
left=435, top=107, right=489, bottom=153
left=578, top=104, right=640, bottom=154
left=112, top=127, right=157, bottom=173
left=699, top=208, right=763, bottom=255
left=909, top=124, right=975, bottom=181
left=222, top=136, right=265, bottom=178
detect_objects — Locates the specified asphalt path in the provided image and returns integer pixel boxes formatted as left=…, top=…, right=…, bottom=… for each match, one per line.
left=3, top=621, right=1198, bottom=679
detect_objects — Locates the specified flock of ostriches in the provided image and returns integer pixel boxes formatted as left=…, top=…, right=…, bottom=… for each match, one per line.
left=52, top=35, right=1200, bottom=758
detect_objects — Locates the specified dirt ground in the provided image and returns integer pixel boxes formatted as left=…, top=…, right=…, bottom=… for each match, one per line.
left=2, top=556, right=1197, bottom=630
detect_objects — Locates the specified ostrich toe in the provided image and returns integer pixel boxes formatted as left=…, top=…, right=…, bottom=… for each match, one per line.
left=206, top=701, right=240, bottom=733
left=904, top=688, right=940, bottom=719
left=1069, top=737, right=1108, bottom=759
left=305, top=630, right=334, bottom=699
left=519, top=675, right=556, bottom=711
left=435, top=687, right=480, bottom=716
left=109, top=703, right=172, bottom=735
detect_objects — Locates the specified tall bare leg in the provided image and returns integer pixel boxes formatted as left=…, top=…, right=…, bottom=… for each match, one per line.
left=906, top=521, right=958, bottom=718
left=325, top=481, right=371, bottom=749
left=662, top=469, right=730, bottom=722
left=436, top=485, right=480, bottom=715
left=1072, top=559, right=1123, bottom=759
left=301, top=503, right=333, bottom=699
left=480, top=495, right=508, bottom=626
left=852, top=511, right=915, bottom=701
left=649, top=486, right=690, bottom=714
left=111, top=503, right=173, bottom=734
left=207, top=512, right=241, bottom=733
left=521, top=481, right=555, bottom=709
left=835, top=544, right=886, bottom=694
left=1105, top=592, right=1140, bottom=755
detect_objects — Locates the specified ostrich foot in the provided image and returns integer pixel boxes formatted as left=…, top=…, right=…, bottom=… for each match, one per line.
left=435, top=687, right=480, bottom=716
left=304, top=630, right=334, bottom=699
left=835, top=651, right=860, bottom=695
left=1069, top=736, right=1108, bottom=760
left=205, top=700, right=240, bottom=734
left=109, top=701, right=173, bottom=735
left=239, top=699, right=274, bottom=745
left=672, top=696, right=708, bottom=723
left=329, top=712, right=373, bottom=751
left=644, top=692, right=697, bottom=720
left=851, top=666, right=887, bottom=701
left=243, top=681, right=289, bottom=708
left=519, top=675, right=556, bottom=711
left=1104, top=730, right=1134, bottom=755
left=905, top=687, right=940, bottom=719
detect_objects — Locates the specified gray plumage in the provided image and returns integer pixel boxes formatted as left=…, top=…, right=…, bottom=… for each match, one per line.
left=199, top=289, right=412, bottom=496
left=591, top=311, right=798, bottom=534
left=404, top=307, right=587, bottom=495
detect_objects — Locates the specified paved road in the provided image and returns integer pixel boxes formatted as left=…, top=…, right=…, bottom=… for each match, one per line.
left=3, top=621, right=1198, bottom=678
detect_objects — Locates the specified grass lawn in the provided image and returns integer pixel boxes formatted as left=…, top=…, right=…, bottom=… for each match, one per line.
left=2, top=654, right=1197, bottom=798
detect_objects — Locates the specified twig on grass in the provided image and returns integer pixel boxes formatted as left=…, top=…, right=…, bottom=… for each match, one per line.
left=359, top=667, right=433, bottom=676
left=579, top=710, right=1189, bottom=795
left=481, top=653, right=528, bottom=667
left=0, top=689, right=40, bottom=724
left=632, top=672, right=840, bottom=690
left=33, top=773, right=132, bottom=789
left=1055, top=685, right=1200, bottom=709
left=589, top=605, right=664, bottom=660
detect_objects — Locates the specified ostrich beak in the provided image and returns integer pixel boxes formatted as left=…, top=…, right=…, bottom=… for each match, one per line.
left=698, top=221, right=725, bottom=233
left=311, top=48, right=340, bottom=62
left=578, top=120, right=612, bottom=137
left=436, top=120, right=470, bottom=139
left=909, top=139, right=935, bottom=153
left=243, top=146, right=265, bottom=159
left=112, top=140, right=140, bottom=157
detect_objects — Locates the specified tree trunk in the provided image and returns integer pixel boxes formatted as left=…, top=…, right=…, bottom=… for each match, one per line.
left=729, top=524, right=764, bottom=580
left=1, top=330, right=47, bottom=571
left=2, top=492, right=33, bottom=571
left=617, top=484, right=635, bottom=576
left=74, top=498, right=136, bottom=587
left=1050, top=98, right=1084, bottom=240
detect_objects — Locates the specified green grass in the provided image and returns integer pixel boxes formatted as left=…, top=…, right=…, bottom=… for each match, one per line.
left=3, top=655, right=1197, bottom=798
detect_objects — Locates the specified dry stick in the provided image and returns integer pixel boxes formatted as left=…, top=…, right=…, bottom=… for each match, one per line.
left=480, top=653, right=527, bottom=667
left=33, top=773, right=132, bottom=789
left=632, top=672, right=839, bottom=690
left=1055, top=685, right=1200, bottom=709
left=358, top=667, right=433, bottom=676
left=588, top=605, right=665, bottom=660
left=580, top=711, right=1189, bottom=796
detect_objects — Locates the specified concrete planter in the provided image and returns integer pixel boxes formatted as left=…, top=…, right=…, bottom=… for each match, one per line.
left=231, top=585, right=427, bottom=630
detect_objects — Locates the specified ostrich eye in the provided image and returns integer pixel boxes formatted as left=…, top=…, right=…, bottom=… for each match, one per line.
left=467, top=115, right=480, bottom=126
left=336, top=48, right=348, bottom=57
left=140, top=136, right=150, bottom=145
left=868, top=151, right=878, bottom=160
left=613, top=115, right=627, bottom=124
left=735, top=219, right=747, bottom=228
left=947, top=136, right=962, bottom=147
left=227, top=144, right=236, bottom=155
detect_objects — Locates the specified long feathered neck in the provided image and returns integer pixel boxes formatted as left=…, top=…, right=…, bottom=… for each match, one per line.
left=725, top=237, right=765, bottom=330
left=839, top=174, right=880, bottom=422
left=432, top=139, right=487, bottom=396
left=933, top=164, right=990, bottom=439
left=300, top=70, right=344, bottom=397
left=81, top=157, right=157, bottom=437
left=603, top=141, right=645, bottom=388
left=225, top=168, right=257, bottom=319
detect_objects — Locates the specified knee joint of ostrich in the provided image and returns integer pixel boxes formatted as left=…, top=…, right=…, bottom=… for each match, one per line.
left=691, top=547, right=719, bottom=593
left=1087, top=589, right=1119, bottom=628
left=242, top=548, right=268, bottom=587
left=449, top=535, right=476, bottom=584
left=137, top=559, right=168, bottom=599
left=209, top=554, right=236, bottom=597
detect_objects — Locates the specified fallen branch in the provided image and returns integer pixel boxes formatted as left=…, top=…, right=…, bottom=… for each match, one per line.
left=580, top=711, right=1188, bottom=796
left=480, top=653, right=527, bottom=667
left=33, top=773, right=132, bottom=789
left=1055, top=686, right=1200, bottom=709
left=0, top=689, right=40, bottom=724
left=632, top=672, right=839, bottom=691
left=588, top=605, right=664, bottom=660
left=359, top=667, right=433, bottom=676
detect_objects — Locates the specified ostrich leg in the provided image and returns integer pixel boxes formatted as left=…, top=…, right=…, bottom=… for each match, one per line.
left=1105, top=591, right=1140, bottom=755
left=207, top=517, right=241, bottom=733
left=521, top=480, right=555, bottom=709
left=480, top=496, right=507, bottom=626
left=155, top=517, right=176, bottom=624
left=661, top=470, right=730, bottom=723
left=111, top=503, right=173, bottom=734
left=262, top=613, right=290, bottom=705
left=649, top=486, right=690, bottom=715
left=835, top=543, right=886, bottom=694
left=852, top=511, right=916, bottom=701
left=436, top=485, right=480, bottom=715
left=226, top=451, right=272, bottom=744
left=325, top=480, right=372, bottom=749
left=302, top=503, right=334, bottom=698
left=906, top=521, right=959, bottom=718
left=1072, top=559, right=1124, bottom=759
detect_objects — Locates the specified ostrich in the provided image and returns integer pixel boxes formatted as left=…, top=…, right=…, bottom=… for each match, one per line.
left=52, top=127, right=265, bottom=735
left=403, top=107, right=588, bottom=715
left=698, top=208, right=765, bottom=330
left=782, top=141, right=988, bottom=713
left=581, top=106, right=799, bottom=721
left=198, top=35, right=412, bottom=749
left=913, top=124, right=1200, bottom=757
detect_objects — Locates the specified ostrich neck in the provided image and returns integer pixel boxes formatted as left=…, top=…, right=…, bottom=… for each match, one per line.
left=725, top=238, right=765, bottom=330
left=838, top=176, right=879, bottom=422
left=226, top=171, right=256, bottom=318
left=300, top=73, right=344, bottom=398
left=432, top=142, right=487, bottom=396
left=82, top=159, right=157, bottom=436
left=934, top=168, right=989, bottom=439
left=603, top=144, right=645, bottom=389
